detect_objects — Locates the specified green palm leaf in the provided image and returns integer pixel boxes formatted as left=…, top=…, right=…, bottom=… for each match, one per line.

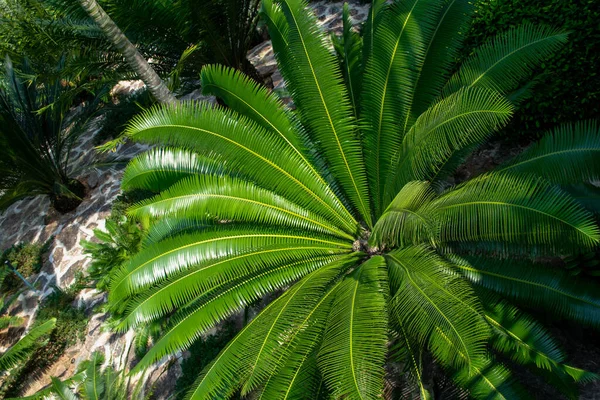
left=332, top=3, right=363, bottom=117
left=483, top=296, right=597, bottom=399
left=371, top=181, right=436, bottom=248
left=276, top=0, right=372, bottom=226
left=360, top=0, right=440, bottom=216
left=385, top=87, right=513, bottom=202
left=452, top=255, right=600, bottom=327
left=0, top=318, right=56, bottom=371
left=129, top=175, right=352, bottom=240
left=497, top=121, right=600, bottom=184
left=317, top=256, right=388, bottom=399
left=124, top=101, right=357, bottom=232
left=121, top=147, right=224, bottom=192
left=109, top=226, right=351, bottom=303
left=182, top=255, right=359, bottom=399
left=444, top=24, right=567, bottom=96
left=429, top=173, right=600, bottom=253
left=386, top=246, right=489, bottom=368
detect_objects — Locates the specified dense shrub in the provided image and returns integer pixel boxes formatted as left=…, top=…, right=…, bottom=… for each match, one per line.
left=464, top=0, right=600, bottom=138
left=0, top=239, right=52, bottom=292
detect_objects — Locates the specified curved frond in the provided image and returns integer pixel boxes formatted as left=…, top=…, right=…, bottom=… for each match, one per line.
left=497, top=121, right=600, bottom=184
left=562, top=183, right=600, bottom=215
left=429, top=173, right=600, bottom=253
left=109, top=226, right=352, bottom=303
left=450, top=355, right=528, bottom=400
left=121, top=147, right=224, bottom=192
left=124, top=101, right=357, bottom=233
left=452, top=255, right=600, bottom=328
left=277, top=0, right=372, bottom=226
left=318, top=256, right=388, bottom=399
left=386, top=246, right=489, bottom=369
left=129, top=175, right=353, bottom=240
left=331, top=3, right=363, bottom=117
left=371, top=181, right=436, bottom=247
left=385, top=87, right=513, bottom=202
left=360, top=0, right=440, bottom=216
left=0, top=318, right=56, bottom=371
left=445, top=24, right=567, bottom=96
left=181, top=255, right=360, bottom=400
left=482, top=296, right=597, bottom=398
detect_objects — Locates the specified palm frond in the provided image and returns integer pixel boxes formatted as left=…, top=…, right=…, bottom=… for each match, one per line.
left=482, top=295, right=597, bottom=399
left=121, top=147, right=225, bottom=192
left=276, top=0, right=372, bottom=226
left=385, top=87, right=513, bottom=203
left=371, top=181, right=436, bottom=247
left=562, top=183, right=600, bottom=215
left=361, top=0, right=388, bottom=69
left=429, top=173, right=600, bottom=253
left=497, top=121, right=600, bottom=184
left=318, top=256, right=388, bottom=399
left=360, top=0, right=441, bottom=216
left=403, top=0, right=473, bottom=131
left=451, top=255, right=600, bottom=328
left=331, top=3, right=363, bottom=117
left=181, top=255, right=360, bottom=399
left=386, top=246, right=489, bottom=369
left=445, top=24, right=567, bottom=96
left=0, top=318, right=56, bottom=371
left=109, top=226, right=352, bottom=303
left=128, top=175, right=353, bottom=240
left=390, top=325, right=433, bottom=400
left=124, top=101, right=358, bottom=233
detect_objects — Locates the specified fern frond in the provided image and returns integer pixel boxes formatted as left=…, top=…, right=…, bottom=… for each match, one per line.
left=386, top=246, right=489, bottom=369
left=317, top=256, right=388, bottom=399
left=445, top=24, right=567, bottom=96
left=430, top=173, right=600, bottom=253
left=497, top=121, right=600, bottom=184
left=452, top=255, right=600, bottom=328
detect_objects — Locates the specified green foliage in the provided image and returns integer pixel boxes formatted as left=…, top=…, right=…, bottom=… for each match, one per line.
left=3, top=288, right=88, bottom=397
left=0, top=238, right=53, bottom=292
left=82, top=216, right=143, bottom=291
left=174, top=320, right=238, bottom=400
left=0, top=318, right=56, bottom=371
left=464, top=0, right=600, bottom=139
left=0, top=58, right=104, bottom=213
left=110, top=0, right=600, bottom=398
left=20, top=351, right=147, bottom=400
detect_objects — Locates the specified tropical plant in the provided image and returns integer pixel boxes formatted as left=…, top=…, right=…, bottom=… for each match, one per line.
left=107, top=0, right=600, bottom=398
left=16, top=351, right=146, bottom=400
left=0, top=318, right=56, bottom=372
left=0, top=58, right=103, bottom=213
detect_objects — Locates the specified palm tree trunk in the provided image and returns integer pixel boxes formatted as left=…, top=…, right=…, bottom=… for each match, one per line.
left=79, top=0, right=177, bottom=104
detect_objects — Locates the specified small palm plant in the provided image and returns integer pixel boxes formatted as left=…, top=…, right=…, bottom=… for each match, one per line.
left=0, top=58, right=102, bottom=213
left=110, top=0, right=600, bottom=398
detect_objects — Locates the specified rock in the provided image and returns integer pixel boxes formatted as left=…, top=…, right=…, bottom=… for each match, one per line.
left=86, top=170, right=100, bottom=189
left=59, top=224, right=80, bottom=251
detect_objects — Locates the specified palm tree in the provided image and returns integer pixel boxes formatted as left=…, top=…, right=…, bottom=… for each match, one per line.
left=77, top=0, right=176, bottom=104
left=108, top=0, right=600, bottom=398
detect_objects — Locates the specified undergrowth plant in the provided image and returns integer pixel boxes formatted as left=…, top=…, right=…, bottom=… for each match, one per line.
left=107, top=0, right=600, bottom=398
